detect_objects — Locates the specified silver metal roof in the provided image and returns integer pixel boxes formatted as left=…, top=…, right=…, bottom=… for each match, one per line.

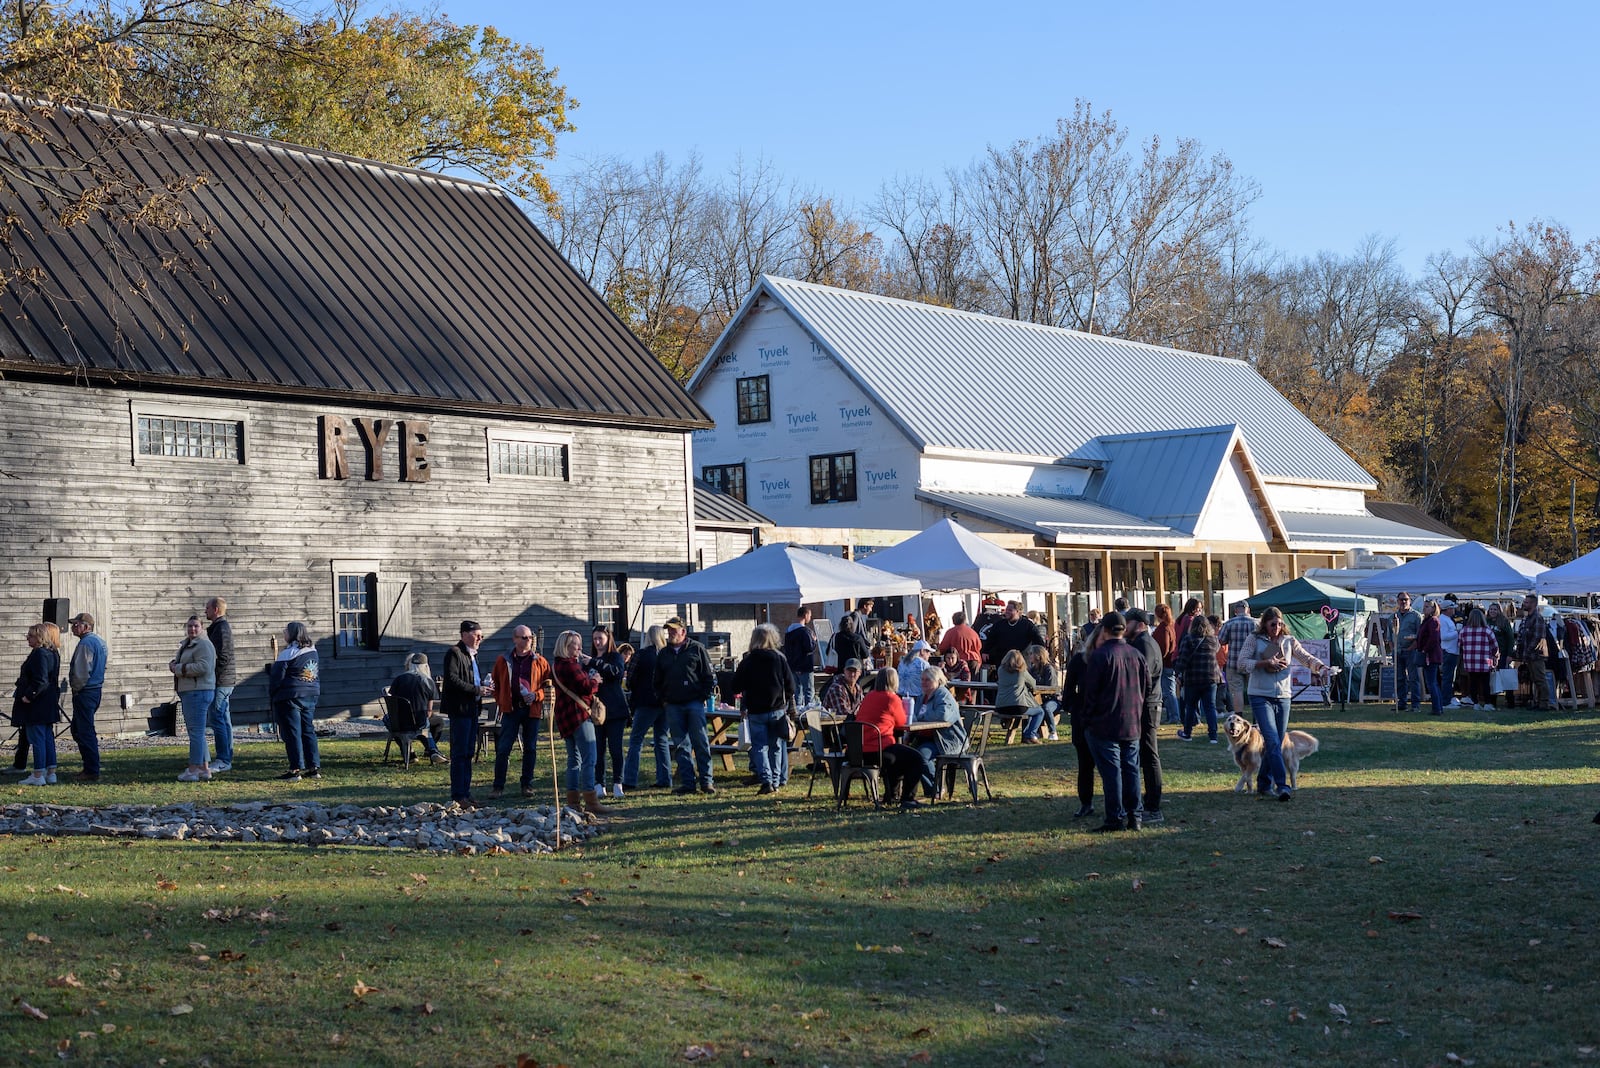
left=707, top=277, right=1375, bottom=487
left=1279, top=511, right=1461, bottom=553
left=1088, top=426, right=1240, bottom=534
left=917, top=490, right=1191, bottom=547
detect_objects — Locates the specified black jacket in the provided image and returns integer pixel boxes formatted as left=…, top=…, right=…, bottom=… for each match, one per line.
left=208, top=617, right=237, bottom=687
left=1131, top=630, right=1164, bottom=715
left=654, top=639, right=715, bottom=705
left=832, top=628, right=871, bottom=672
left=12, top=647, right=61, bottom=727
left=1083, top=637, right=1146, bottom=741
left=441, top=641, right=483, bottom=719
left=783, top=623, right=818, bottom=673
left=982, top=616, right=1046, bottom=666
left=733, top=648, right=794, bottom=715
left=589, top=648, right=627, bottom=722
left=627, top=645, right=662, bottom=709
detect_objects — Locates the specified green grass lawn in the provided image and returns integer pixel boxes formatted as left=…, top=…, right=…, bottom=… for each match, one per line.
left=2, top=704, right=1598, bottom=1067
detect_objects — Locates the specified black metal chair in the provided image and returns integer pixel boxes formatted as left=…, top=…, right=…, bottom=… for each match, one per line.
left=836, top=721, right=883, bottom=808
left=803, top=707, right=845, bottom=799
left=381, top=694, right=426, bottom=768
left=934, top=709, right=994, bottom=803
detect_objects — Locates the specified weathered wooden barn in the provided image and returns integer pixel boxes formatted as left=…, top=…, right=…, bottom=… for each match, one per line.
left=0, top=98, right=710, bottom=731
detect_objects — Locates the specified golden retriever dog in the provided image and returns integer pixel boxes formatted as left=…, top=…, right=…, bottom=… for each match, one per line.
left=1222, top=712, right=1319, bottom=793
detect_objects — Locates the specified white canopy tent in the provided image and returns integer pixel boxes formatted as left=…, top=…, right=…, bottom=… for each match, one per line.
left=859, top=518, right=1072, bottom=594
left=1535, top=545, right=1600, bottom=597
left=1354, top=540, right=1546, bottom=597
left=639, top=542, right=922, bottom=607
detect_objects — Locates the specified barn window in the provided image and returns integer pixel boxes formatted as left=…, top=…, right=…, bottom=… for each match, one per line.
left=736, top=375, right=770, bottom=424
left=129, top=401, right=249, bottom=465
left=492, top=439, right=568, bottom=479
left=809, top=452, right=857, bottom=504
left=702, top=463, right=746, bottom=501
left=486, top=428, right=574, bottom=482
left=329, top=560, right=412, bottom=656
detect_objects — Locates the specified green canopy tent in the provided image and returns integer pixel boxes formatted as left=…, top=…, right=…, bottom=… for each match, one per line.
left=1248, top=577, right=1378, bottom=639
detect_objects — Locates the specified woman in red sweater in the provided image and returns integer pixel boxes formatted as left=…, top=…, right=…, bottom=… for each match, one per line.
left=854, top=667, right=931, bottom=808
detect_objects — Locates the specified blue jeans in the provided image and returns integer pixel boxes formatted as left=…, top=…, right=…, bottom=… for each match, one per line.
left=1182, top=685, right=1218, bottom=739
left=624, top=704, right=671, bottom=787
left=1441, top=652, right=1458, bottom=702
left=277, top=697, right=320, bottom=772
left=792, top=670, right=815, bottom=708
left=447, top=715, right=477, bottom=801
left=493, top=709, right=541, bottom=791
left=25, top=722, right=56, bottom=772
left=208, top=686, right=235, bottom=765
left=1022, top=705, right=1048, bottom=741
left=1397, top=649, right=1423, bottom=710
left=564, top=718, right=597, bottom=792
left=1424, top=662, right=1444, bottom=714
left=665, top=700, right=713, bottom=788
left=1249, top=694, right=1290, bottom=794
left=180, top=689, right=214, bottom=766
left=1087, top=733, right=1140, bottom=824
left=745, top=710, right=789, bottom=788
left=1160, top=668, right=1180, bottom=723
left=71, top=687, right=102, bottom=776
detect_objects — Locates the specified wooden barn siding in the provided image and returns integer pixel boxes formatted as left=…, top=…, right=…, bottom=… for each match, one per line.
left=0, top=380, right=693, bottom=734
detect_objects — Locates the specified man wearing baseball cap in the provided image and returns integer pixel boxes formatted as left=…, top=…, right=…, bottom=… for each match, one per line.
left=653, top=617, right=718, bottom=794
left=441, top=620, right=493, bottom=808
left=67, top=613, right=108, bottom=782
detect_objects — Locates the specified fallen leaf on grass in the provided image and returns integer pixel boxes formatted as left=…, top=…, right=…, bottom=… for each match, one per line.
left=170, top=1004, right=193, bottom=1016
left=1232, top=927, right=1249, bottom=935
left=25, top=932, right=51, bottom=944
left=352, top=981, right=377, bottom=998
left=410, top=873, right=428, bottom=884
left=854, top=943, right=903, bottom=953
left=1445, top=1055, right=1475, bottom=1066
left=795, top=1008, right=828, bottom=1021
left=46, top=974, right=84, bottom=989
left=1019, top=936, right=1041, bottom=945
left=1261, top=937, right=1287, bottom=949
left=993, top=1003, right=1009, bottom=1014
left=156, top=880, right=178, bottom=892
left=1368, top=856, right=1384, bottom=864
left=1329, top=1002, right=1348, bottom=1018
left=418, top=1002, right=434, bottom=1016
left=217, top=950, right=246, bottom=962
left=1288, top=1008, right=1306, bottom=1022
left=683, top=1043, right=717, bottom=1061
left=1131, top=878, right=1145, bottom=892
left=1387, top=911, right=1424, bottom=923
left=17, top=999, right=48, bottom=1020
left=51, top=884, right=87, bottom=897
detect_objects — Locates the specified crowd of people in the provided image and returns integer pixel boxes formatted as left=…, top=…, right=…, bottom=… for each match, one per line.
left=12, top=588, right=1581, bottom=827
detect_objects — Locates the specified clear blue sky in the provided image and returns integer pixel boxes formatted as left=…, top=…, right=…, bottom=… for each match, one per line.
left=442, top=1, right=1600, bottom=274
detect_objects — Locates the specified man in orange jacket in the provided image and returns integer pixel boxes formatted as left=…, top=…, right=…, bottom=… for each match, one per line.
left=490, top=626, right=553, bottom=798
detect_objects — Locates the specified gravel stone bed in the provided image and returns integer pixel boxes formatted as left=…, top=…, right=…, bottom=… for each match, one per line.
left=0, top=800, right=604, bottom=854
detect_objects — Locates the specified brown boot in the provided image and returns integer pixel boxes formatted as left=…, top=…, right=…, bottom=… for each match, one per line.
left=582, top=789, right=624, bottom=820
left=565, top=789, right=582, bottom=810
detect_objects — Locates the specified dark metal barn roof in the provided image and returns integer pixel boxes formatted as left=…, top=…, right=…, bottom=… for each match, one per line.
left=0, top=97, right=709, bottom=429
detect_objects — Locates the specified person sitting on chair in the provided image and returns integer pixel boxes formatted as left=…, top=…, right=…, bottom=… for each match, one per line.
left=912, top=665, right=967, bottom=798
left=854, top=667, right=932, bottom=808
left=387, top=653, right=448, bottom=765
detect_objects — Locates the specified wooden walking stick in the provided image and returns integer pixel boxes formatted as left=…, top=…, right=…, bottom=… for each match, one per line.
left=535, top=627, right=565, bottom=850
left=547, top=679, right=563, bottom=850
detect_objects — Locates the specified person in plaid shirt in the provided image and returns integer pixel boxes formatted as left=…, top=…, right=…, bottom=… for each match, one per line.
left=1218, top=600, right=1257, bottom=716
left=1457, top=607, right=1499, bottom=709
